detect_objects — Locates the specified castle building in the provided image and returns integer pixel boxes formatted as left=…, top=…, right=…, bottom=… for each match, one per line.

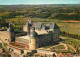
left=18, top=20, right=60, bottom=50
left=0, top=20, right=60, bottom=57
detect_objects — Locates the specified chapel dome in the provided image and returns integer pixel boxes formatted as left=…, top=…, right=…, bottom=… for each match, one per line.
left=30, top=31, right=38, bottom=38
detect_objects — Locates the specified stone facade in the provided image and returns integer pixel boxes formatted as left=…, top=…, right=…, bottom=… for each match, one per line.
left=0, top=31, right=14, bottom=44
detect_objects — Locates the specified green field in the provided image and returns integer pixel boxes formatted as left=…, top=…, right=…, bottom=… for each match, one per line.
left=57, top=22, right=80, bottom=35
left=52, top=45, right=65, bottom=49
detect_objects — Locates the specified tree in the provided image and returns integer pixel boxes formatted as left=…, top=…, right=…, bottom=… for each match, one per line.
left=48, top=14, right=56, bottom=19
left=0, top=17, right=6, bottom=28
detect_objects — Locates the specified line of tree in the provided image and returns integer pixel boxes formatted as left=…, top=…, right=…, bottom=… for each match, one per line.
left=0, top=17, right=6, bottom=28
left=53, top=14, right=80, bottom=21
left=0, top=6, right=80, bottom=20
left=1, top=12, right=23, bottom=19
left=60, top=31, right=80, bottom=40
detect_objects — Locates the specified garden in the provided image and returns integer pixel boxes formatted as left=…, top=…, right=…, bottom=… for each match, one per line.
left=9, top=42, right=29, bottom=50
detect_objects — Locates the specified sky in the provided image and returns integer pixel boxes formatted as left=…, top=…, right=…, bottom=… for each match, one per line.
left=0, top=0, right=80, bottom=5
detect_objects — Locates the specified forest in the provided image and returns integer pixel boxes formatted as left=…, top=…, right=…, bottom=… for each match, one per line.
left=0, top=4, right=80, bottom=21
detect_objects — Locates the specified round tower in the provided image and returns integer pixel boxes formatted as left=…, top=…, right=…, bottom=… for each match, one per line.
left=29, top=27, right=38, bottom=50
left=53, top=23, right=60, bottom=41
left=27, top=22, right=30, bottom=35
left=7, top=24, right=15, bottom=42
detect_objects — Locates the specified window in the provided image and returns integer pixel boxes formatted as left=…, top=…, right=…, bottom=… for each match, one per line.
left=5, top=39, right=7, bottom=41
left=23, top=55, right=25, bottom=57
left=11, top=49, right=13, bottom=51
left=36, top=41, right=37, bottom=43
left=9, top=48, right=11, bottom=51
left=21, top=50, right=24, bottom=54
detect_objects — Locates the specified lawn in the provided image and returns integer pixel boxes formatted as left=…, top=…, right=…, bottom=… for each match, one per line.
left=52, top=45, right=65, bottom=49
left=10, top=43, right=24, bottom=48
left=0, top=43, right=2, bottom=48
left=67, top=45, right=74, bottom=53
left=57, top=22, right=80, bottom=35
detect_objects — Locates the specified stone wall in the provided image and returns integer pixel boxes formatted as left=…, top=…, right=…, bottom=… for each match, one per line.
left=0, top=31, right=10, bottom=43
left=15, top=37, right=29, bottom=45
left=38, top=34, right=53, bottom=47
left=53, top=29, right=60, bottom=41
left=7, top=45, right=32, bottom=57
left=38, top=29, right=59, bottom=47
left=23, top=26, right=28, bottom=32
left=37, top=49, right=57, bottom=56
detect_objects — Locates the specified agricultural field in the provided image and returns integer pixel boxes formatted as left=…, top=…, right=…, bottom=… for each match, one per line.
left=57, top=22, right=80, bottom=35
left=52, top=45, right=65, bottom=49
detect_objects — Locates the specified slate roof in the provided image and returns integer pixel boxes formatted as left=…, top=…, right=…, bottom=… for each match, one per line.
left=54, top=23, right=59, bottom=29
left=30, top=31, right=38, bottom=38
left=35, top=22, right=43, bottom=29
left=49, top=23, right=59, bottom=29
left=25, top=21, right=59, bottom=30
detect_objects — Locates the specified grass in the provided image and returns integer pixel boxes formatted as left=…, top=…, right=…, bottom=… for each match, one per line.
left=0, top=43, right=2, bottom=48
left=51, top=44, right=75, bottom=53
left=53, top=45, right=65, bottom=49
left=62, top=38, right=80, bottom=44
left=10, top=43, right=15, bottom=46
left=57, top=22, right=80, bottom=35
left=61, top=36, right=80, bottom=53
left=67, top=45, right=74, bottom=53
left=6, top=17, right=59, bottom=24
left=18, top=45, right=23, bottom=48
left=43, top=43, right=59, bottom=48
left=10, top=43, right=23, bottom=48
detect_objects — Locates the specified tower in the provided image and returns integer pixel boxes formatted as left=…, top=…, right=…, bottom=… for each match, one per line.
left=29, top=27, right=39, bottom=50
left=27, top=22, right=30, bottom=35
left=53, top=23, right=59, bottom=41
left=7, top=24, right=15, bottom=42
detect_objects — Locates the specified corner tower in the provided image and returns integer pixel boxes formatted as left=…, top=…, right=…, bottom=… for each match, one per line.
left=7, top=24, right=15, bottom=42
left=53, top=23, right=60, bottom=41
left=27, top=22, right=30, bottom=35
left=29, top=27, right=39, bottom=50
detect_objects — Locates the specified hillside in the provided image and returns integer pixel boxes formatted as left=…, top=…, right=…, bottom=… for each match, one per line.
left=0, top=4, right=80, bottom=20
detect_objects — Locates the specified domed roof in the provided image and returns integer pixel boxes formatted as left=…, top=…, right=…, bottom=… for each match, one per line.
left=7, top=27, right=14, bottom=32
left=30, top=31, right=38, bottom=38
left=7, top=24, right=14, bottom=32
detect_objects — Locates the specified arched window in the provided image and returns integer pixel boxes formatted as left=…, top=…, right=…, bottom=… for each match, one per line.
left=11, top=49, right=13, bottom=51
left=23, top=55, right=25, bottom=57
left=21, top=50, right=24, bottom=54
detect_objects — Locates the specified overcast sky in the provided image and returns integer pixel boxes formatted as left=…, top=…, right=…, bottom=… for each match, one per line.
left=0, top=0, right=80, bottom=5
